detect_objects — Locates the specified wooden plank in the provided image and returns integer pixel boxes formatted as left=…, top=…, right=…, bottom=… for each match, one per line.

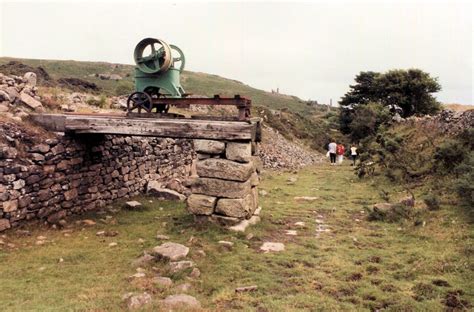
left=31, top=114, right=259, bottom=141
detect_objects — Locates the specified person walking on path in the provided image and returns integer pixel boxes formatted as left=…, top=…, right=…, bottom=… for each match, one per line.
left=336, top=144, right=345, bottom=165
left=350, top=144, right=358, bottom=166
left=328, top=140, right=337, bottom=165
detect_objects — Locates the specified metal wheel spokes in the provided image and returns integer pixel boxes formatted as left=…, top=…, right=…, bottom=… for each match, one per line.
left=134, top=38, right=172, bottom=74
left=170, top=44, right=185, bottom=72
left=127, top=92, right=153, bottom=113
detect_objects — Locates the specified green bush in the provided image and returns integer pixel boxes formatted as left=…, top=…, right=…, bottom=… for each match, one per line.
left=365, top=203, right=414, bottom=222
left=434, top=139, right=466, bottom=173
left=115, top=81, right=134, bottom=96
left=87, top=95, right=107, bottom=108
left=423, top=194, right=440, bottom=211
left=453, top=152, right=474, bottom=207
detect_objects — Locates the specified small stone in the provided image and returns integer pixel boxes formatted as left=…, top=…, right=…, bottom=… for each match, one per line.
left=0, top=219, right=11, bottom=232
left=235, top=285, right=258, bottom=293
left=125, top=201, right=142, bottom=209
left=58, top=257, right=64, bottom=263
left=161, top=294, right=201, bottom=309
left=24, top=72, right=37, bottom=86
left=245, top=233, right=254, bottom=240
left=174, top=283, right=192, bottom=293
left=152, top=242, right=189, bottom=261
left=294, top=196, right=318, bottom=202
left=169, top=260, right=194, bottom=273
left=260, top=242, right=285, bottom=252
left=154, top=276, right=173, bottom=287
left=218, top=240, right=234, bottom=249
left=156, top=234, right=170, bottom=240
left=132, top=254, right=155, bottom=267
left=138, top=238, right=145, bottom=244
left=123, top=292, right=152, bottom=310
left=248, top=215, right=260, bottom=225
left=189, top=267, right=201, bottom=278
left=147, top=183, right=186, bottom=201
left=96, top=231, right=106, bottom=236
left=12, top=179, right=25, bottom=190
left=285, top=230, right=298, bottom=236
left=109, top=242, right=118, bottom=247
left=253, top=206, right=262, bottom=216
left=3, top=200, right=18, bottom=213
left=195, top=250, right=206, bottom=257
left=294, top=222, right=306, bottom=227
left=258, top=190, right=268, bottom=197
left=228, top=220, right=250, bottom=232
left=82, top=219, right=96, bottom=226
left=287, top=177, right=298, bottom=184
left=130, top=272, right=146, bottom=279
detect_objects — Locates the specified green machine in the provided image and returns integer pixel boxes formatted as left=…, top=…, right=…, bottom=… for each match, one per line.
left=126, top=37, right=252, bottom=121
left=127, top=38, right=185, bottom=113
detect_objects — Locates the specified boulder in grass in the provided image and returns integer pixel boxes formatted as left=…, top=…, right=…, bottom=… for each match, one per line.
left=147, top=182, right=186, bottom=201
left=161, top=294, right=201, bottom=310
left=122, top=292, right=152, bottom=310
left=125, top=201, right=143, bottom=209
left=152, top=242, right=189, bottom=261
left=169, top=260, right=194, bottom=273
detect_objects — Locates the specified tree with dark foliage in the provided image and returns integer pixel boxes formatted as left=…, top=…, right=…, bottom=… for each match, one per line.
left=339, top=69, right=441, bottom=139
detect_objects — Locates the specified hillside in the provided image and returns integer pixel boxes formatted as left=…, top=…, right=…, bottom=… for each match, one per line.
left=0, top=57, right=339, bottom=151
left=0, top=57, right=316, bottom=113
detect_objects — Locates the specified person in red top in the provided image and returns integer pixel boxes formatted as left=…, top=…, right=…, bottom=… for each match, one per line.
left=336, top=144, right=345, bottom=165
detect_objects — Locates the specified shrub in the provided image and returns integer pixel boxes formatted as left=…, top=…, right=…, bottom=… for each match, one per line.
left=366, top=203, right=414, bottom=222
left=434, top=139, right=466, bottom=173
left=87, top=95, right=107, bottom=108
left=115, top=81, right=134, bottom=96
left=423, top=194, right=440, bottom=211
left=453, top=152, right=474, bottom=207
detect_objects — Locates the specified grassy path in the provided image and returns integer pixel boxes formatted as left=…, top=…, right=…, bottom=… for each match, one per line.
left=0, top=163, right=472, bottom=311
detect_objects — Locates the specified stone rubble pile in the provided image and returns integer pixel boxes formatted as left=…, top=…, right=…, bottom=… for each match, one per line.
left=186, top=139, right=261, bottom=227
left=0, top=72, right=45, bottom=120
left=258, top=125, right=324, bottom=170
left=411, top=109, right=474, bottom=135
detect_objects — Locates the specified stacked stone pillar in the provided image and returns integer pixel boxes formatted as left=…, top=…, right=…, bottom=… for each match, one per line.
left=187, top=139, right=261, bottom=226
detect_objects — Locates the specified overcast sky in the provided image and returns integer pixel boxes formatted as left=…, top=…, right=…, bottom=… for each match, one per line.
left=1, top=0, right=472, bottom=104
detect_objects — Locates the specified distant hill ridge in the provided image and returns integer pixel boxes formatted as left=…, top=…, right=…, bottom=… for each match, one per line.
left=0, top=57, right=312, bottom=113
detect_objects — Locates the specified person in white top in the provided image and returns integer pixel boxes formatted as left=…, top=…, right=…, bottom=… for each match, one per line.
left=328, top=141, right=337, bottom=165
left=350, top=145, right=358, bottom=166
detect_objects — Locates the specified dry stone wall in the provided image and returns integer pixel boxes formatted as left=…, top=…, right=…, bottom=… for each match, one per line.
left=187, top=139, right=261, bottom=225
left=0, top=121, right=193, bottom=231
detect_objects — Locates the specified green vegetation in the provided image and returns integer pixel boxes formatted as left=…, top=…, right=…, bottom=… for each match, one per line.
left=339, top=69, right=442, bottom=140
left=340, top=69, right=441, bottom=117
left=355, top=119, right=474, bottom=214
left=1, top=164, right=472, bottom=311
left=86, top=94, right=108, bottom=108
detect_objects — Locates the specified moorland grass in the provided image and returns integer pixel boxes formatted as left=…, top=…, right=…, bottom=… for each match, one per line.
left=0, top=163, right=472, bottom=311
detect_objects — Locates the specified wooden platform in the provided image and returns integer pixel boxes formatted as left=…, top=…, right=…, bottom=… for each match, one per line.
left=31, top=114, right=262, bottom=141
